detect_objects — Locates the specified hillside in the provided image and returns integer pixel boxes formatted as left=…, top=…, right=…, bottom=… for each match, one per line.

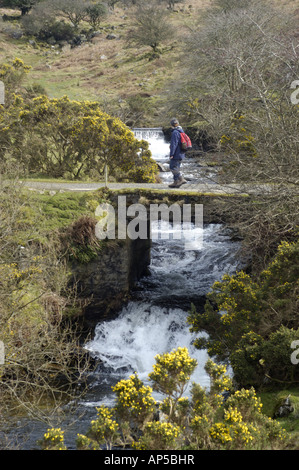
left=0, top=0, right=212, bottom=127
left=0, top=0, right=296, bottom=127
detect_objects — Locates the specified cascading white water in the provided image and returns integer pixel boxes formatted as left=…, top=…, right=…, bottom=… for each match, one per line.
left=87, top=302, right=209, bottom=388
left=85, top=221, right=241, bottom=404
left=133, top=127, right=170, bottom=163
left=11, top=220, right=241, bottom=449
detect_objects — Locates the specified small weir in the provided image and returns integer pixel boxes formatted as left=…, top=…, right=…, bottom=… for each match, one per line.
left=133, top=127, right=219, bottom=184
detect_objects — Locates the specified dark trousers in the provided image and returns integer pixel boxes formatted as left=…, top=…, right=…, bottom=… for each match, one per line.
left=169, top=158, right=182, bottom=181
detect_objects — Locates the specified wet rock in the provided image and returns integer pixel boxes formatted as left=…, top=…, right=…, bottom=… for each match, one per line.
left=7, top=30, right=22, bottom=39
left=156, top=162, right=167, bottom=172
left=273, top=395, right=294, bottom=418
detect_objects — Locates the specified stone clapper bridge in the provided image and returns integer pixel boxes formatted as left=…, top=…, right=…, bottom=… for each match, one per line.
left=22, top=124, right=277, bottom=198
left=22, top=179, right=275, bottom=231
left=21, top=179, right=271, bottom=323
left=22, top=179, right=272, bottom=246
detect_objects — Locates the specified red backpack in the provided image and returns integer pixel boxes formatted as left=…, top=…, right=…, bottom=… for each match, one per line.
left=180, top=132, right=192, bottom=152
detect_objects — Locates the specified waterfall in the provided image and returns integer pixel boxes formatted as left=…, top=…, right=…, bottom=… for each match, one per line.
left=133, top=127, right=170, bottom=163
left=84, top=130, right=241, bottom=402
left=9, top=220, right=241, bottom=449
left=87, top=302, right=209, bottom=390
left=85, top=222, right=241, bottom=403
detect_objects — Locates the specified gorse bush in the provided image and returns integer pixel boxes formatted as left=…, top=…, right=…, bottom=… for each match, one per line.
left=112, top=373, right=156, bottom=429
left=188, top=239, right=299, bottom=388
left=167, top=0, right=299, bottom=264
left=77, top=406, right=120, bottom=451
left=1, top=92, right=157, bottom=181
left=41, top=347, right=287, bottom=450
left=0, top=58, right=158, bottom=183
left=39, top=428, right=67, bottom=451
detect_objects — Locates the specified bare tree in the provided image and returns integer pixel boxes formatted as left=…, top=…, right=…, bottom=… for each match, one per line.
left=0, top=0, right=41, bottom=16
left=166, top=0, right=299, bottom=265
left=85, top=2, right=108, bottom=30
left=127, top=2, right=175, bottom=54
left=52, top=0, right=91, bottom=27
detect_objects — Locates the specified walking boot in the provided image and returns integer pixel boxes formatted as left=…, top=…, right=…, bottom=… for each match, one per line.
left=168, top=179, right=182, bottom=188
left=179, top=177, right=187, bottom=185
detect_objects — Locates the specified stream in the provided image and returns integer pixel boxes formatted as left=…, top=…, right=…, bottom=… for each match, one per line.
left=85, top=222, right=240, bottom=396
left=5, top=128, right=242, bottom=450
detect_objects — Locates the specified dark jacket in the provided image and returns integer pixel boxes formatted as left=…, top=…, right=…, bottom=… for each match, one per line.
left=170, top=126, right=185, bottom=160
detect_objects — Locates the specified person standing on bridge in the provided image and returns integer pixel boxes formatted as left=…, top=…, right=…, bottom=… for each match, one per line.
left=168, top=118, right=187, bottom=188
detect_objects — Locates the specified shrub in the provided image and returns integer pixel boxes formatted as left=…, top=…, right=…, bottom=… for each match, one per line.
left=76, top=406, right=120, bottom=450
left=188, top=239, right=299, bottom=388
left=39, top=428, right=67, bottom=450
left=1, top=93, right=158, bottom=182
left=62, top=215, right=102, bottom=263
left=0, top=173, right=93, bottom=419
left=85, top=2, right=108, bottom=30
left=44, top=348, right=287, bottom=451
left=37, top=20, right=76, bottom=42
left=112, top=373, right=156, bottom=429
left=133, top=422, right=182, bottom=450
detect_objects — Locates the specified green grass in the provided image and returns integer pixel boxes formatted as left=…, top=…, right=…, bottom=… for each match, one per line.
left=29, top=190, right=100, bottom=229
left=258, top=387, right=299, bottom=446
left=7, top=189, right=104, bottom=248
left=106, top=187, right=250, bottom=198
left=22, top=176, right=104, bottom=183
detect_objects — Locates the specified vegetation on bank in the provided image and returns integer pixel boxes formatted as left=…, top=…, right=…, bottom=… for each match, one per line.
left=0, top=0, right=298, bottom=451
left=188, top=239, right=299, bottom=389
left=0, top=176, right=105, bottom=424
left=40, top=348, right=288, bottom=450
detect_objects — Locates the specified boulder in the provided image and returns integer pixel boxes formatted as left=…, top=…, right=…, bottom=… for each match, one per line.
left=106, top=33, right=117, bottom=40
left=273, top=395, right=294, bottom=418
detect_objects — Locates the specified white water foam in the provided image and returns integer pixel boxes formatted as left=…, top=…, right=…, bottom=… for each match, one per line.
left=133, top=127, right=170, bottom=162
left=86, top=223, right=241, bottom=400
left=86, top=302, right=210, bottom=400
